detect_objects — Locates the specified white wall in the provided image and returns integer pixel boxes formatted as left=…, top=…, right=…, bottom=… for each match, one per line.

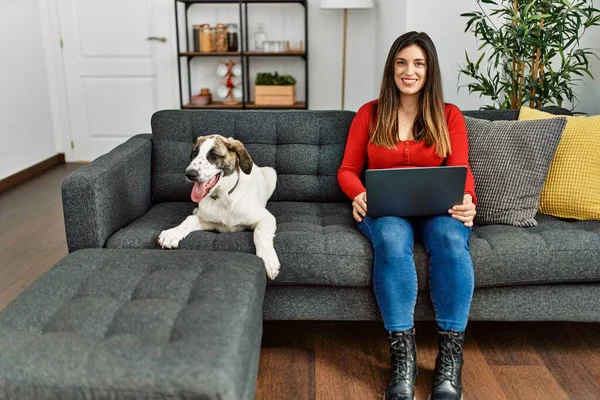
left=3, top=0, right=600, bottom=177
left=0, top=0, right=57, bottom=180
left=327, top=4, right=377, bottom=111
left=568, top=28, right=600, bottom=115
left=314, top=0, right=495, bottom=111
left=405, top=0, right=484, bottom=111
left=316, top=0, right=600, bottom=114
left=374, top=0, right=407, bottom=102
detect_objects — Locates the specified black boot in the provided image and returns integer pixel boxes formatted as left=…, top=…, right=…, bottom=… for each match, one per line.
left=385, top=328, right=417, bottom=400
left=428, top=329, right=465, bottom=400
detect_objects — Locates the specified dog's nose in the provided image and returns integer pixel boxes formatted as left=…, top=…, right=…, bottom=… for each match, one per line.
left=185, top=169, right=199, bottom=181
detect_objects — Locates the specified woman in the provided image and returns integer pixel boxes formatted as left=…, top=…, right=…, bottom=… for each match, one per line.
left=337, top=31, right=476, bottom=400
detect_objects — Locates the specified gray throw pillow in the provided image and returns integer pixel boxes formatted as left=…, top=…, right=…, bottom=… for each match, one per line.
left=464, top=116, right=567, bottom=227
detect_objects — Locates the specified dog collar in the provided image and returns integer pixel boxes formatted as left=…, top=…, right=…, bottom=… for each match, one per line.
left=210, top=173, right=241, bottom=200
left=228, top=173, right=240, bottom=195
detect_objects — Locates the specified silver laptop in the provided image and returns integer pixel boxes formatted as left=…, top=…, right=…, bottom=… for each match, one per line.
left=365, top=166, right=467, bottom=218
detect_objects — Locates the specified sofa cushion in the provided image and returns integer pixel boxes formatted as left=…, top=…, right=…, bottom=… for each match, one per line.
left=105, top=203, right=600, bottom=290
left=469, top=214, right=600, bottom=288
left=465, top=116, right=567, bottom=227
left=519, top=107, right=600, bottom=220
left=151, top=110, right=355, bottom=204
left=0, top=249, right=265, bottom=400
left=106, top=202, right=374, bottom=287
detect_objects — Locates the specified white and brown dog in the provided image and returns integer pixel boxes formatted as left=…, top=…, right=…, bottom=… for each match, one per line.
left=157, top=135, right=280, bottom=279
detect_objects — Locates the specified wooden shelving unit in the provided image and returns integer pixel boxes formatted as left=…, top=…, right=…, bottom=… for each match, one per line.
left=245, top=101, right=306, bottom=109
left=174, top=0, right=308, bottom=109
left=179, top=51, right=242, bottom=57
left=243, top=50, right=306, bottom=56
left=182, top=102, right=243, bottom=109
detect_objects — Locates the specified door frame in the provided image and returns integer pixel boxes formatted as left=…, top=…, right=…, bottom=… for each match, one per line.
left=39, top=0, right=74, bottom=161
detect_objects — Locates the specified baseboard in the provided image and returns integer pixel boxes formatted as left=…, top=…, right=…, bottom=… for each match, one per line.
left=0, top=154, right=66, bottom=194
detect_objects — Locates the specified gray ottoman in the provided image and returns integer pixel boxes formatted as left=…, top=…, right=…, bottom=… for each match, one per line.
left=0, top=249, right=266, bottom=400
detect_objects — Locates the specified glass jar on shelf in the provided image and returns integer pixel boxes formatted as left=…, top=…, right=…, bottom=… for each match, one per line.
left=255, top=23, right=267, bottom=51
left=199, top=24, right=213, bottom=52
left=215, top=23, right=228, bottom=52
left=226, top=23, right=239, bottom=52
left=192, top=25, right=201, bottom=52
left=262, top=41, right=274, bottom=52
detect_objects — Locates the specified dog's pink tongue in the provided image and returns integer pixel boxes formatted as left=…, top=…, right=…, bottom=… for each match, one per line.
left=191, top=182, right=208, bottom=203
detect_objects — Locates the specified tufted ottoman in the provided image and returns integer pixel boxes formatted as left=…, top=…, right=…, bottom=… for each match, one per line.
left=0, top=249, right=266, bottom=400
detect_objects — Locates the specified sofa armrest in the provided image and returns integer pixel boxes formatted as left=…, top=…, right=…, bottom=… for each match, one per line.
left=61, top=134, right=153, bottom=252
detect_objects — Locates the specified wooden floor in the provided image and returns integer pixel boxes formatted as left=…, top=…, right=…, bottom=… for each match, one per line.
left=1, top=164, right=599, bottom=400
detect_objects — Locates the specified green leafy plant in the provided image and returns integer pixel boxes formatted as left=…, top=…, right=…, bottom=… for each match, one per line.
left=255, top=71, right=297, bottom=86
left=459, top=0, right=600, bottom=110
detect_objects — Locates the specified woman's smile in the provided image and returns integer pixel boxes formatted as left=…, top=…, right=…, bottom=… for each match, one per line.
left=400, top=77, right=418, bottom=86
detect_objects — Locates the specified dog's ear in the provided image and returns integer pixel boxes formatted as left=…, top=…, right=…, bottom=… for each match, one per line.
left=226, top=137, right=253, bottom=174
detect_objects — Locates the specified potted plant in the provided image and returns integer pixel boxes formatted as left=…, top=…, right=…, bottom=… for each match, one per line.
left=254, top=72, right=297, bottom=106
left=459, top=0, right=600, bottom=110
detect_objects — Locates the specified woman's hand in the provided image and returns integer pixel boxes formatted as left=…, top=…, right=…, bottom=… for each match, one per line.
left=353, top=192, right=368, bottom=222
left=449, top=194, right=476, bottom=227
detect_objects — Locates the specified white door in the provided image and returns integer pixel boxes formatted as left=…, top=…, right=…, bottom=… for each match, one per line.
left=57, top=0, right=176, bottom=162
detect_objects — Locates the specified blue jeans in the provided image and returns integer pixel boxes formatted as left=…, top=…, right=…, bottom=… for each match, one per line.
left=357, top=215, right=474, bottom=332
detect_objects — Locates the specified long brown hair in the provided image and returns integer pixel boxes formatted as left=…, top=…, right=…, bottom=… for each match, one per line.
left=371, top=31, right=451, bottom=157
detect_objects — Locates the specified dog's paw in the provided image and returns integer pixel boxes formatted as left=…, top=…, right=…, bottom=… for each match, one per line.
left=259, top=250, right=280, bottom=280
left=157, top=228, right=186, bottom=249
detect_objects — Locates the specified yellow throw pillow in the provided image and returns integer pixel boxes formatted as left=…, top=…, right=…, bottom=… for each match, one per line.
left=518, top=107, right=600, bottom=220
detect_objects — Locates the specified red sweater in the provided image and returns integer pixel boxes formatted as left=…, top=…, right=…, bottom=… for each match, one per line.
left=337, top=100, right=477, bottom=204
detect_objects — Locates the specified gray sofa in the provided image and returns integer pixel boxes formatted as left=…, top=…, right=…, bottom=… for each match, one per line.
left=62, top=108, right=600, bottom=323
